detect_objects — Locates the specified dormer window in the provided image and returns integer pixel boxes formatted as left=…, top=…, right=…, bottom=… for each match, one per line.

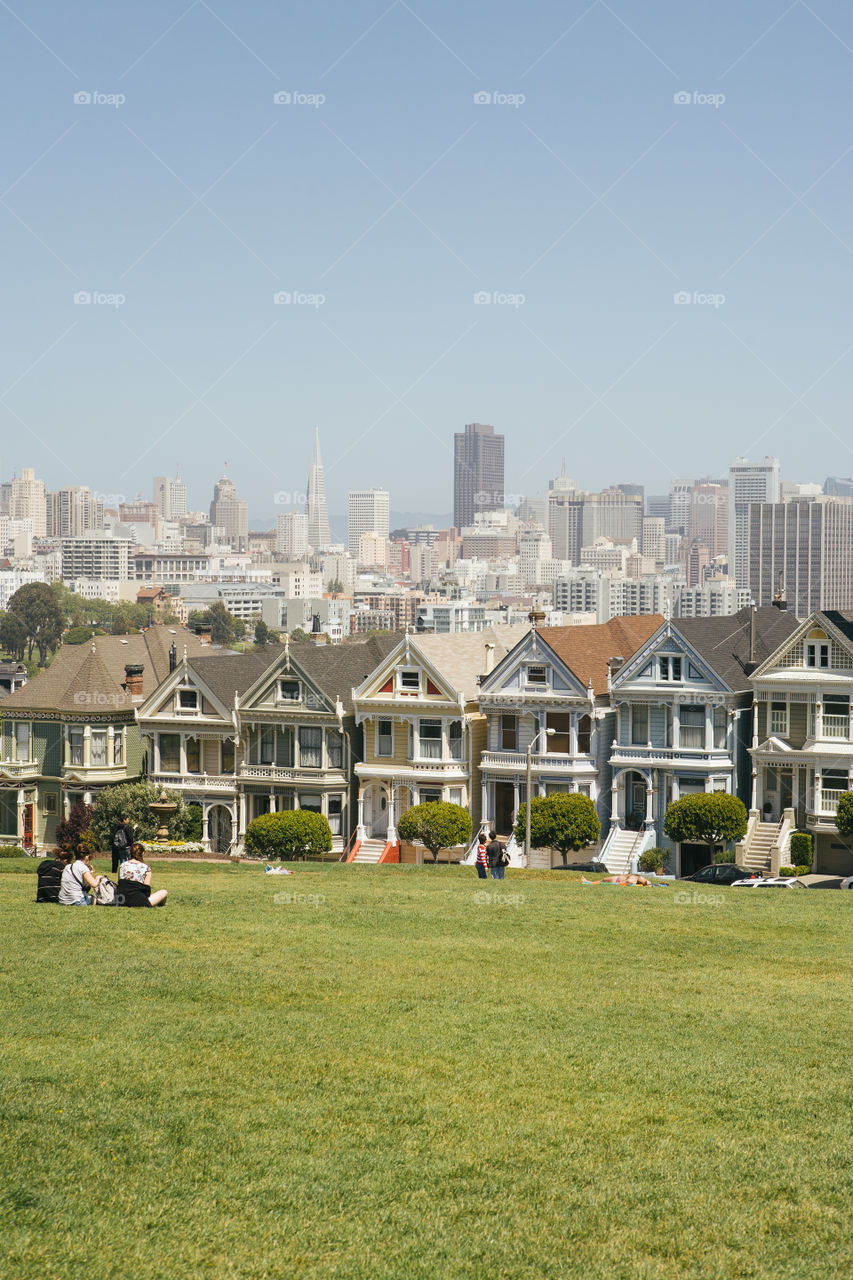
left=279, top=679, right=300, bottom=701
left=806, top=642, right=829, bottom=668
left=526, top=665, right=547, bottom=687
left=660, top=656, right=682, bottom=682
left=398, top=670, right=420, bottom=695
left=177, top=689, right=198, bottom=712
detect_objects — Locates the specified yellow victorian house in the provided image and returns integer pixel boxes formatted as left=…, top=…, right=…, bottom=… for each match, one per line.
left=349, top=626, right=528, bottom=862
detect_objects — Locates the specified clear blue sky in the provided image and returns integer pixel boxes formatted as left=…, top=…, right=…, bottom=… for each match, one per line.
left=3, top=0, right=853, bottom=522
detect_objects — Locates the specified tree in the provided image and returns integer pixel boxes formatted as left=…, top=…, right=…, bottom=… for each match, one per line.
left=187, top=603, right=239, bottom=646
left=90, top=780, right=199, bottom=849
left=244, top=811, right=333, bottom=860
left=8, top=582, right=64, bottom=665
left=513, top=793, right=600, bottom=866
left=0, top=610, right=28, bottom=660
left=253, top=619, right=271, bottom=646
left=835, top=792, right=853, bottom=840
left=397, top=801, right=472, bottom=863
left=663, top=793, right=748, bottom=864
left=55, top=801, right=98, bottom=854
left=290, top=628, right=310, bottom=644
left=328, top=579, right=344, bottom=595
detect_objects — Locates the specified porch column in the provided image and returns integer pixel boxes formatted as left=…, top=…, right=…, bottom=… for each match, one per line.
left=814, top=700, right=823, bottom=741
left=356, top=789, right=366, bottom=841
left=672, top=704, right=680, bottom=750
left=387, top=786, right=397, bottom=845
left=570, top=713, right=578, bottom=756
left=270, top=791, right=276, bottom=812
left=238, top=791, right=247, bottom=838
left=645, top=775, right=654, bottom=828
left=704, top=705, right=713, bottom=751
left=751, top=767, right=758, bottom=812
left=814, top=770, right=822, bottom=816
left=512, top=780, right=520, bottom=822
left=83, top=791, right=92, bottom=806
left=201, top=801, right=212, bottom=853
left=17, top=789, right=24, bottom=842
left=83, top=725, right=91, bottom=767
left=481, top=777, right=489, bottom=829
left=179, top=734, right=187, bottom=775
left=610, top=774, right=619, bottom=827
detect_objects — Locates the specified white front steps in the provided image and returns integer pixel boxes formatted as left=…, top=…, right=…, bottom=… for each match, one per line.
left=742, top=821, right=780, bottom=875
left=352, top=839, right=387, bottom=864
left=601, top=827, right=649, bottom=874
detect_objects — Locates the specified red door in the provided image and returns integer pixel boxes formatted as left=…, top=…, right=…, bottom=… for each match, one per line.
left=23, top=804, right=34, bottom=849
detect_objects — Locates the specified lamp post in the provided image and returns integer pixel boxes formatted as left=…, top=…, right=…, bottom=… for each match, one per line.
left=525, top=726, right=556, bottom=860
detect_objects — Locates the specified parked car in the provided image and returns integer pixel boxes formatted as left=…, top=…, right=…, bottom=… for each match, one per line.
left=730, top=876, right=808, bottom=888
left=840, top=875, right=853, bottom=889
left=680, top=863, right=759, bottom=885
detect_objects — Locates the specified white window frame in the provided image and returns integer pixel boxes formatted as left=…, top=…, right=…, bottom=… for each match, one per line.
left=398, top=669, right=420, bottom=695
left=279, top=678, right=301, bottom=702
left=177, top=688, right=199, bottom=713
left=376, top=719, right=393, bottom=757
left=525, top=664, right=548, bottom=688
left=769, top=700, right=788, bottom=737
left=806, top=642, right=830, bottom=669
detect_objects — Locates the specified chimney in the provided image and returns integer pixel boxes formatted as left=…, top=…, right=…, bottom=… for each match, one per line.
left=168, top=642, right=177, bottom=672
left=124, top=663, right=144, bottom=700
left=484, top=642, right=496, bottom=674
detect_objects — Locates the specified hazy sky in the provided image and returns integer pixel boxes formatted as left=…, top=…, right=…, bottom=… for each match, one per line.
left=3, top=0, right=853, bottom=521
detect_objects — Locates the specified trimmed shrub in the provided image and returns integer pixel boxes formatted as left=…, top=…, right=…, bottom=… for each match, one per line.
left=779, top=866, right=795, bottom=877
left=663, top=793, right=748, bottom=862
left=397, top=802, right=472, bottom=863
left=638, top=846, right=669, bottom=874
left=244, top=810, right=332, bottom=860
left=0, top=846, right=27, bottom=858
left=793, top=865, right=811, bottom=877
left=513, top=793, right=600, bottom=865
left=789, top=832, right=812, bottom=867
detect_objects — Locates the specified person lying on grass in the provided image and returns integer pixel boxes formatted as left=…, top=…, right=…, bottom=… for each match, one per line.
left=581, top=873, right=667, bottom=887
left=117, top=843, right=168, bottom=908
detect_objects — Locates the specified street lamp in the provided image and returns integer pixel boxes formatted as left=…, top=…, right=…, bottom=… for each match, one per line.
left=525, top=727, right=556, bottom=860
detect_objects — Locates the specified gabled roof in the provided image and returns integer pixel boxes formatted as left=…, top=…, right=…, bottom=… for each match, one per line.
left=676, top=606, right=800, bottom=691
left=1, top=626, right=209, bottom=715
left=537, top=616, right=664, bottom=696
left=186, top=649, right=277, bottom=708
left=408, top=626, right=530, bottom=701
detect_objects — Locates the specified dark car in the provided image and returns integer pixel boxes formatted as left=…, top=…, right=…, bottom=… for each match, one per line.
left=680, top=863, right=760, bottom=886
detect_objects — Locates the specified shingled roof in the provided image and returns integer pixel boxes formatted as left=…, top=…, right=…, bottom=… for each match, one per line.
left=412, top=626, right=531, bottom=701
left=537, top=616, right=665, bottom=695
left=1, top=626, right=209, bottom=715
left=674, top=606, right=800, bottom=691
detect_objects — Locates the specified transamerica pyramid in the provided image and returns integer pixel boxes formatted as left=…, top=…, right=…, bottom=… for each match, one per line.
left=305, top=426, right=331, bottom=549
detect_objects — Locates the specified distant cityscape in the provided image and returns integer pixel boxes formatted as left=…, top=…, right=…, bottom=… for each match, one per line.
left=2, top=426, right=853, bottom=638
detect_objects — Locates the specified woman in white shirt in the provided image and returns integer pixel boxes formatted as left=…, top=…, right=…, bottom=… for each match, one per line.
left=59, top=849, right=101, bottom=905
left=117, top=844, right=168, bottom=908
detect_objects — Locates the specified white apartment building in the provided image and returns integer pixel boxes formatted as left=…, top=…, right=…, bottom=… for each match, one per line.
left=728, top=456, right=781, bottom=588
left=68, top=579, right=139, bottom=604
left=348, top=489, right=390, bottom=558
left=276, top=511, right=309, bottom=560
left=10, top=468, right=46, bottom=538
left=46, top=487, right=104, bottom=538
left=0, top=568, right=46, bottom=610
left=357, top=533, right=390, bottom=569
left=153, top=475, right=188, bottom=520
left=518, top=526, right=553, bottom=586
left=61, top=533, right=133, bottom=582
left=274, top=566, right=323, bottom=598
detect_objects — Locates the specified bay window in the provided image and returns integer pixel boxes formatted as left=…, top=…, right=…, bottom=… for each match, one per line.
left=418, top=719, right=442, bottom=759
left=327, top=730, right=343, bottom=769
left=15, top=722, right=32, bottom=763
left=680, top=706, right=705, bottom=750
left=113, top=728, right=124, bottom=766
left=159, top=733, right=180, bottom=773
left=91, top=730, right=107, bottom=767
left=68, top=727, right=84, bottom=766
left=631, top=705, right=648, bottom=746
left=298, top=727, right=322, bottom=768
left=713, top=706, right=727, bottom=749
left=186, top=737, right=201, bottom=774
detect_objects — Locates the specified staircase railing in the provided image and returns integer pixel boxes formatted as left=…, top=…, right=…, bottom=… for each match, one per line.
left=339, top=827, right=359, bottom=862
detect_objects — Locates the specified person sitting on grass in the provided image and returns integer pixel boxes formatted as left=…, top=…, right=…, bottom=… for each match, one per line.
left=59, top=847, right=102, bottom=906
left=36, top=848, right=72, bottom=903
left=117, top=843, right=168, bottom=908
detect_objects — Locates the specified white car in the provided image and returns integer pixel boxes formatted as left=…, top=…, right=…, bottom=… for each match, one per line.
left=730, top=876, right=807, bottom=888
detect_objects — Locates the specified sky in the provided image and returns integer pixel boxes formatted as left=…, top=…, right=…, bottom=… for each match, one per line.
left=3, top=0, right=853, bottom=524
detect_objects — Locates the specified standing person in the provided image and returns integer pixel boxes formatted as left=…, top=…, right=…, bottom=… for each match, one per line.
left=59, top=848, right=102, bottom=906
left=475, top=833, right=489, bottom=879
left=36, top=849, right=72, bottom=903
left=117, top=843, right=168, bottom=908
left=486, top=830, right=506, bottom=880
left=111, top=814, right=134, bottom=875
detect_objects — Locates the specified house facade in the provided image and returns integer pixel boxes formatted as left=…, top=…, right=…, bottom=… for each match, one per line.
left=750, top=610, right=853, bottom=874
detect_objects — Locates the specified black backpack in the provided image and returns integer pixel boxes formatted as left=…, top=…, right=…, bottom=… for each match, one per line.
left=36, top=859, right=64, bottom=904
left=112, top=826, right=129, bottom=852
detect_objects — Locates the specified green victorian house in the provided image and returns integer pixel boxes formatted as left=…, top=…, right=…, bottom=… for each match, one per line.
left=0, top=626, right=207, bottom=849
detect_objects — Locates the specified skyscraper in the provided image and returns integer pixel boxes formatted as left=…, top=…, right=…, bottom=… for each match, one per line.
left=305, top=427, right=331, bottom=549
left=348, top=489, right=390, bottom=557
left=10, top=467, right=46, bottom=538
left=453, top=423, right=504, bottom=529
left=209, top=473, right=248, bottom=551
left=277, top=511, right=309, bottom=560
left=153, top=475, right=187, bottom=520
left=46, top=486, right=104, bottom=537
left=728, top=456, right=781, bottom=589
left=747, top=495, right=853, bottom=617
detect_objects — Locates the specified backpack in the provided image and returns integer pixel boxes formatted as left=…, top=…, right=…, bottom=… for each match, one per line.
left=95, top=876, right=117, bottom=906
left=112, top=826, right=129, bottom=851
left=499, top=844, right=510, bottom=866
left=36, top=859, right=63, bottom=904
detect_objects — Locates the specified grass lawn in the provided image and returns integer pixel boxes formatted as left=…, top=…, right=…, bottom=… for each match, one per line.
left=1, top=858, right=851, bottom=1280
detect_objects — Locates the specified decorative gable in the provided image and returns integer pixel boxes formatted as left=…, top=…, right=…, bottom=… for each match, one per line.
left=752, top=614, right=853, bottom=678
left=139, top=665, right=233, bottom=724
left=613, top=624, right=727, bottom=695
left=353, top=638, right=460, bottom=710
left=479, top=630, right=591, bottom=703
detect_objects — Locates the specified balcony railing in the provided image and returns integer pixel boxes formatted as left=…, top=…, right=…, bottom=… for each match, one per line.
left=821, top=715, right=849, bottom=739
left=481, top=750, right=589, bottom=771
left=0, top=760, right=39, bottom=778
left=813, top=787, right=845, bottom=816
left=610, top=744, right=728, bottom=763
left=151, top=771, right=237, bottom=791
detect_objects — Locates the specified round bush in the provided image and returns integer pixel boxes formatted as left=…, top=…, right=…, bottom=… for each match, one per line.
left=244, top=810, right=332, bottom=860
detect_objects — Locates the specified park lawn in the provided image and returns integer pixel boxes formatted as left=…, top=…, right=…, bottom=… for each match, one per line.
left=1, top=860, right=851, bottom=1280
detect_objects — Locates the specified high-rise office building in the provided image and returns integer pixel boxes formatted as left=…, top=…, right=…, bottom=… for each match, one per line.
left=10, top=467, right=46, bottom=538
left=687, top=482, right=728, bottom=559
left=153, top=475, right=187, bottom=520
left=305, top=428, right=331, bottom=549
left=747, top=495, right=853, bottom=617
left=276, top=511, right=309, bottom=560
left=209, top=473, right=248, bottom=551
left=548, top=488, right=642, bottom=562
left=46, top=487, right=104, bottom=538
left=728, top=456, right=781, bottom=588
left=347, top=489, right=390, bottom=557
left=453, top=423, right=504, bottom=529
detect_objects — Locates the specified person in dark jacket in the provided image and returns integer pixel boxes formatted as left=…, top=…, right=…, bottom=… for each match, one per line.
left=486, top=831, right=506, bottom=880
left=36, top=849, right=72, bottom=903
left=111, top=815, right=135, bottom=874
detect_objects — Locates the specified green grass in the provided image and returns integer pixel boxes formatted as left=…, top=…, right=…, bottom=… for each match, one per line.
left=2, top=860, right=851, bottom=1279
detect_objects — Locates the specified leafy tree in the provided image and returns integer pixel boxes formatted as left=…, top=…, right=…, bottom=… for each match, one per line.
left=397, top=801, right=472, bottom=863
left=290, top=628, right=310, bottom=644
left=0, top=610, right=28, bottom=660
left=253, top=619, right=271, bottom=646
left=327, top=579, right=344, bottom=595
left=207, top=602, right=236, bottom=645
left=513, top=793, right=600, bottom=866
left=8, top=582, right=64, bottom=665
left=244, top=810, right=333, bottom=859
left=663, top=793, right=748, bottom=863
left=232, top=617, right=246, bottom=641
left=63, top=625, right=107, bottom=646
left=835, top=793, right=853, bottom=840
left=55, top=800, right=95, bottom=853
left=90, top=780, right=198, bottom=849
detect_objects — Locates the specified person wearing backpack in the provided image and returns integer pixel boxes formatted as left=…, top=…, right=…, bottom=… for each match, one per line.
left=59, top=849, right=102, bottom=905
left=111, top=815, right=134, bottom=874
left=486, top=830, right=507, bottom=880
left=36, top=849, right=72, bottom=903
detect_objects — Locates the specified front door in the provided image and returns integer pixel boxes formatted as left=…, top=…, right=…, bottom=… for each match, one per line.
left=629, top=774, right=646, bottom=826
left=208, top=805, right=233, bottom=854
left=22, top=803, right=34, bottom=849
left=495, top=781, right=515, bottom=835
left=365, top=786, right=388, bottom=838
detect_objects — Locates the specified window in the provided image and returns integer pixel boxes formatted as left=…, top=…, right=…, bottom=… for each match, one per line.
left=376, top=719, right=393, bottom=757
left=222, top=739, right=235, bottom=773
left=298, top=792, right=322, bottom=812
left=113, top=729, right=124, bottom=766
left=43, top=793, right=58, bottom=815
left=660, top=656, right=682, bottom=681
left=67, top=727, right=83, bottom=767
left=398, top=669, right=420, bottom=695
left=279, top=679, right=300, bottom=701
left=770, top=700, right=788, bottom=736
left=713, top=706, right=728, bottom=749
left=448, top=787, right=463, bottom=805
left=823, top=696, right=849, bottom=739
left=327, top=794, right=343, bottom=836
left=680, top=705, right=705, bottom=749
left=526, top=665, right=547, bottom=687
left=159, top=733, right=180, bottom=772
left=91, top=730, right=107, bottom=767
left=260, top=728, right=276, bottom=766
left=631, top=705, right=649, bottom=745
left=448, top=721, right=463, bottom=760
left=577, top=714, right=591, bottom=754
left=500, top=715, right=517, bottom=751
left=177, top=688, right=198, bottom=711
left=186, top=737, right=201, bottom=774
left=546, top=713, right=570, bottom=754
left=327, top=730, right=343, bottom=769
left=807, top=642, right=830, bottom=668
left=276, top=728, right=294, bottom=768
left=419, top=788, right=441, bottom=805
left=299, top=727, right=322, bottom=768
left=418, top=719, right=442, bottom=759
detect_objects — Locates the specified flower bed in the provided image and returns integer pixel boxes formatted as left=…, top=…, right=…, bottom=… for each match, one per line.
left=138, top=841, right=212, bottom=860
